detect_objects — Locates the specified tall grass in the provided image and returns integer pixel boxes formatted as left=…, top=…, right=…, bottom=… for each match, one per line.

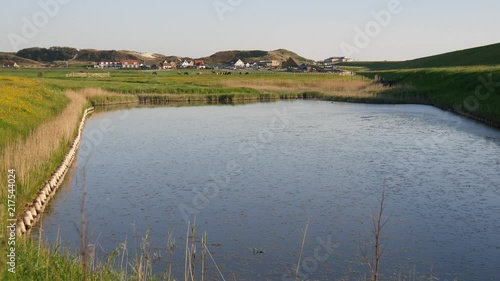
left=77, top=88, right=138, bottom=106
left=0, top=85, right=87, bottom=275
left=0, top=87, right=123, bottom=275
left=0, top=90, right=87, bottom=213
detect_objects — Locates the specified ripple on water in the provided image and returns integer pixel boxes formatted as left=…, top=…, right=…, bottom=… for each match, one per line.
left=39, top=101, right=500, bottom=281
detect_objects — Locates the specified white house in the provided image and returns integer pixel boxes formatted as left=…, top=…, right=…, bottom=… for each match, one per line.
left=323, top=57, right=353, bottom=65
left=180, top=60, right=194, bottom=68
left=234, top=59, right=245, bottom=68
left=121, top=60, right=140, bottom=68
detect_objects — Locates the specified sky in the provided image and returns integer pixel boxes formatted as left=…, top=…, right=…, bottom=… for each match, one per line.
left=1, top=0, right=499, bottom=61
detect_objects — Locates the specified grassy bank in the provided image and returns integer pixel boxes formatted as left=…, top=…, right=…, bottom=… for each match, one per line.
left=3, top=238, right=120, bottom=281
left=337, top=42, right=500, bottom=126
left=353, top=66, right=500, bottom=127
left=0, top=84, right=141, bottom=278
left=0, top=78, right=91, bottom=275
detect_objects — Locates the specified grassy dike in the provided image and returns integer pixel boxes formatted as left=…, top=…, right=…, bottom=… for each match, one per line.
left=0, top=77, right=137, bottom=279
left=351, top=66, right=500, bottom=127
left=0, top=76, right=83, bottom=279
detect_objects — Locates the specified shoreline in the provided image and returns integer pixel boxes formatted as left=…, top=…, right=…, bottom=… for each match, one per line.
left=18, top=91, right=499, bottom=233
left=16, top=107, right=95, bottom=236
left=130, top=94, right=500, bottom=129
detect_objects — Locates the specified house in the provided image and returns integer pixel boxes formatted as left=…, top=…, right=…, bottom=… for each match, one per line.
left=298, top=64, right=317, bottom=72
left=194, top=60, right=205, bottom=69
left=282, top=57, right=298, bottom=69
left=3, top=61, right=19, bottom=68
left=121, top=60, right=140, bottom=68
left=97, top=61, right=122, bottom=68
left=180, top=60, right=194, bottom=68
left=259, top=60, right=281, bottom=68
left=234, top=59, right=245, bottom=68
left=323, top=57, right=353, bottom=65
left=161, top=61, right=176, bottom=69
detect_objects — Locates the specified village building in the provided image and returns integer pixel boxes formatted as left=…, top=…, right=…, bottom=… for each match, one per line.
left=180, top=60, right=194, bottom=68
left=3, top=61, right=19, bottom=68
left=121, top=60, right=140, bottom=68
left=194, top=60, right=205, bottom=69
left=282, top=57, right=299, bottom=69
left=323, top=57, right=353, bottom=65
left=234, top=59, right=245, bottom=68
left=97, top=61, right=122, bottom=68
left=259, top=60, right=281, bottom=68
left=161, top=61, right=176, bottom=69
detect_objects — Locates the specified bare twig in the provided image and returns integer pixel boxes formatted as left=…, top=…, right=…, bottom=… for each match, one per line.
left=80, top=156, right=90, bottom=281
left=371, top=187, right=390, bottom=281
left=184, top=221, right=191, bottom=281
left=201, top=232, right=207, bottom=281
left=204, top=244, right=226, bottom=281
left=295, top=216, right=311, bottom=281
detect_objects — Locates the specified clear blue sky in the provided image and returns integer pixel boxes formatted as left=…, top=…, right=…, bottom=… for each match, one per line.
left=1, top=0, right=499, bottom=61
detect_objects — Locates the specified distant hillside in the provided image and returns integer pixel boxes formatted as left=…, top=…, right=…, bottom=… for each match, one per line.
left=201, top=49, right=314, bottom=65
left=10, top=46, right=314, bottom=67
left=341, top=42, right=500, bottom=70
left=13, top=47, right=171, bottom=65
left=0, top=52, right=43, bottom=67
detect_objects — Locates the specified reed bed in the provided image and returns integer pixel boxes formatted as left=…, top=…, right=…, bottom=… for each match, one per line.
left=78, top=88, right=138, bottom=106
left=215, top=77, right=369, bottom=93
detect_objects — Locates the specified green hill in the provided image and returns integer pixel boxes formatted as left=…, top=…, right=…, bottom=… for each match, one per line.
left=13, top=47, right=170, bottom=65
left=341, top=42, right=500, bottom=70
left=0, top=52, right=44, bottom=67
left=201, top=49, right=314, bottom=65
left=10, top=46, right=314, bottom=67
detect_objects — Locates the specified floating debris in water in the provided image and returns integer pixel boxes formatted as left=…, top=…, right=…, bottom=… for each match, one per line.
left=252, top=248, right=265, bottom=254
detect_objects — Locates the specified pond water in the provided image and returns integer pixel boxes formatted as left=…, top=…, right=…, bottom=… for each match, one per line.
left=39, top=100, right=500, bottom=280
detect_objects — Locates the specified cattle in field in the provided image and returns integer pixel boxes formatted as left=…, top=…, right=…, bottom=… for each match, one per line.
left=152, top=72, right=158, bottom=75
left=184, top=72, right=189, bottom=75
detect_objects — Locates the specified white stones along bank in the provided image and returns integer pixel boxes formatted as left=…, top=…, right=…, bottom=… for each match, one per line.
left=16, top=107, right=95, bottom=236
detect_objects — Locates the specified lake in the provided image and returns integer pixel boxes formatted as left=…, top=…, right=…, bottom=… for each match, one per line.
left=38, top=100, right=500, bottom=280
